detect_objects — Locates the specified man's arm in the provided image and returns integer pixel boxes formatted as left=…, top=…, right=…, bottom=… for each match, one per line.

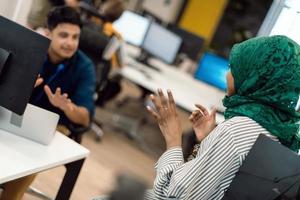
left=44, top=86, right=90, bottom=127
left=63, top=102, right=90, bottom=127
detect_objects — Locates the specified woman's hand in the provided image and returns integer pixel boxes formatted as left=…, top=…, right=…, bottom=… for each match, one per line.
left=189, top=104, right=216, bottom=142
left=147, top=89, right=182, bottom=149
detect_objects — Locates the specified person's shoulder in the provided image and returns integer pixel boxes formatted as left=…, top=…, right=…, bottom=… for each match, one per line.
left=220, top=116, right=263, bottom=131
left=221, top=116, right=269, bottom=141
left=221, top=116, right=254, bottom=126
left=72, top=51, right=96, bottom=78
left=75, top=50, right=94, bottom=66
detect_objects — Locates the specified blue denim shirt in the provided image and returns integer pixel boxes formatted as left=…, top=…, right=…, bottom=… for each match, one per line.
left=30, top=50, right=96, bottom=126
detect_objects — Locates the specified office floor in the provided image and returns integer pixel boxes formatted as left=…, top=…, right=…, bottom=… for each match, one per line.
left=22, top=80, right=192, bottom=200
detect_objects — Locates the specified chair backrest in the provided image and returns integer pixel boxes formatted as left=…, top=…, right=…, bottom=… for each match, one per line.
left=65, top=22, right=112, bottom=142
left=222, top=134, right=300, bottom=200
left=79, top=21, right=113, bottom=92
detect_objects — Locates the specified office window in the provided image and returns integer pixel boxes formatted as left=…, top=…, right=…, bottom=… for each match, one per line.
left=270, top=0, right=300, bottom=44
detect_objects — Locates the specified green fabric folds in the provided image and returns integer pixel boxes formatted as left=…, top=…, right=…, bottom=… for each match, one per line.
left=223, top=35, right=300, bottom=151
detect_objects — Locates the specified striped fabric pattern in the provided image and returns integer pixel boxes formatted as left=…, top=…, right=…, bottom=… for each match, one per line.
left=93, top=116, right=278, bottom=200
left=144, top=116, right=278, bottom=200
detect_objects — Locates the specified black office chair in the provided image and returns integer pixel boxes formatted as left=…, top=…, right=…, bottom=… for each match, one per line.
left=223, top=134, right=300, bottom=200
left=78, top=3, right=146, bottom=142
left=79, top=20, right=115, bottom=141
left=66, top=60, right=112, bottom=143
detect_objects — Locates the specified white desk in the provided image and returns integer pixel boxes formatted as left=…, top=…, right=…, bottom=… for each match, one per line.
left=0, top=130, right=89, bottom=200
left=120, top=56, right=226, bottom=123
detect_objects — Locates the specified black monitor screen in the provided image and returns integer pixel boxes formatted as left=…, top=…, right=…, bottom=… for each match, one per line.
left=142, top=22, right=182, bottom=64
left=168, top=24, right=205, bottom=61
left=0, top=16, right=50, bottom=115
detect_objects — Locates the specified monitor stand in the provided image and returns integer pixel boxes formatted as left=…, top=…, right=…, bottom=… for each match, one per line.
left=9, top=112, right=24, bottom=127
left=136, top=50, right=160, bottom=72
left=0, top=104, right=59, bottom=145
left=0, top=107, right=24, bottom=128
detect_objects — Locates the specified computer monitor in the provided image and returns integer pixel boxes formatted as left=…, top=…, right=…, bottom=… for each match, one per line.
left=167, top=24, right=205, bottom=61
left=113, top=10, right=150, bottom=46
left=0, top=16, right=50, bottom=115
left=194, top=52, right=229, bottom=91
left=142, top=22, right=182, bottom=64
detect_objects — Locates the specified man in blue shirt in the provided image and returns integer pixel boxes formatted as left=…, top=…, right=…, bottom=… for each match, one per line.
left=30, top=6, right=96, bottom=129
left=0, top=6, right=96, bottom=200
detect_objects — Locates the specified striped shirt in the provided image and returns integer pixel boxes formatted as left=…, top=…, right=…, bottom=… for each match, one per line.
left=93, top=116, right=278, bottom=200
left=144, top=116, right=278, bottom=200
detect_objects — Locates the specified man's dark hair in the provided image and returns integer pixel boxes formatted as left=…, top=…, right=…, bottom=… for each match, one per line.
left=49, top=0, right=65, bottom=6
left=47, top=6, right=82, bottom=30
left=100, top=0, right=124, bottom=22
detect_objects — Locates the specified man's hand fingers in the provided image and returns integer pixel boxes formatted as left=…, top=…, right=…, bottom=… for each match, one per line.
left=62, top=93, right=68, bottom=98
left=44, top=85, right=53, bottom=99
left=55, top=87, right=61, bottom=96
left=34, top=77, right=43, bottom=88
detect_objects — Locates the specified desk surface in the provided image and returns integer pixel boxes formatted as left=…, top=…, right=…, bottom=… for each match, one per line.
left=121, top=56, right=226, bottom=123
left=0, top=130, right=89, bottom=184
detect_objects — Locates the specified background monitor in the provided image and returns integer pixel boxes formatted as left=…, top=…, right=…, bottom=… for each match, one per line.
left=0, top=16, right=50, bottom=115
left=194, top=52, right=229, bottom=91
left=142, top=22, right=182, bottom=64
left=167, top=24, right=205, bottom=61
left=113, top=10, right=150, bottom=46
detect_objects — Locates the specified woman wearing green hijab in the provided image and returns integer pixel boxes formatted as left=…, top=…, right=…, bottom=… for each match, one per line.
left=144, top=35, right=300, bottom=200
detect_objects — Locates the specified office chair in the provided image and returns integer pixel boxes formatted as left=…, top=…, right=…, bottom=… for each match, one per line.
left=67, top=60, right=112, bottom=142
left=223, top=134, right=300, bottom=199
left=79, top=1, right=140, bottom=141
left=79, top=14, right=138, bottom=141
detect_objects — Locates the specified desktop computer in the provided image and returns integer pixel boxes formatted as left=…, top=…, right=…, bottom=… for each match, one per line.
left=194, top=52, right=229, bottom=91
left=0, top=15, right=50, bottom=115
left=0, top=15, right=58, bottom=145
left=141, top=22, right=182, bottom=64
left=167, top=24, right=205, bottom=61
left=113, top=10, right=150, bottom=47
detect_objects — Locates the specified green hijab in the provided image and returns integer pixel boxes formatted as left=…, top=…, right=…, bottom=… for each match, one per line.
left=223, top=35, right=300, bottom=152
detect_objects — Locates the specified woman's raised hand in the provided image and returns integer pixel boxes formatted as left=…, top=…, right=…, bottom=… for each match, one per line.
left=146, top=89, right=183, bottom=149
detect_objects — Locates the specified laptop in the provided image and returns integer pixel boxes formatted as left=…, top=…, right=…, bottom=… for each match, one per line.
left=0, top=104, right=59, bottom=145
left=0, top=15, right=50, bottom=115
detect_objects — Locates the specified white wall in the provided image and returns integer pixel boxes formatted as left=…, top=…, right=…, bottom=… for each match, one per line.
left=0, top=0, right=33, bottom=25
left=142, top=0, right=184, bottom=23
left=0, top=0, right=19, bottom=19
left=123, top=0, right=141, bottom=11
